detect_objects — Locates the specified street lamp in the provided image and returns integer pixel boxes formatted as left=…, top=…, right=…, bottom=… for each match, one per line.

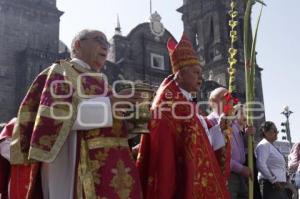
left=281, top=106, right=293, bottom=149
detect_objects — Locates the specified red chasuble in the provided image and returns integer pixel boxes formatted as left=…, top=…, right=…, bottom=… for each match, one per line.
left=0, top=155, right=9, bottom=199
left=214, top=134, right=231, bottom=183
left=136, top=75, right=229, bottom=199
left=0, top=118, right=43, bottom=199
left=9, top=60, right=142, bottom=199
left=0, top=118, right=15, bottom=199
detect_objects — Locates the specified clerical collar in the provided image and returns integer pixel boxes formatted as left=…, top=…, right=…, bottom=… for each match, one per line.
left=179, top=88, right=193, bottom=101
left=71, top=58, right=91, bottom=70
left=174, top=84, right=192, bottom=102
left=173, top=80, right=193, bottom=101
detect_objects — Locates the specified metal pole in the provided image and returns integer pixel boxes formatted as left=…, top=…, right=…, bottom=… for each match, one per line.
left=286, top=114, right=293, bottom=149
left=281, top=106, right=293, bottom=149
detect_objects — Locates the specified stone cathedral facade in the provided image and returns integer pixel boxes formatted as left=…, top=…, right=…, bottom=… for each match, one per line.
left=0, top=0, right=265, bottom=137
left=0, top=0, right=68, bottom=121
left=178, top=0, right=264, bottom=104
left=177, top=0, right=265, bottom=134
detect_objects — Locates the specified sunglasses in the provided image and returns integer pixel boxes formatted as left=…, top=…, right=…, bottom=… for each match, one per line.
left=80, top=36, right=110, bottom=49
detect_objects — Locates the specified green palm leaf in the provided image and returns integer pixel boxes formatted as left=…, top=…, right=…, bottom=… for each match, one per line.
left=243, top=1, right=264, bottom=199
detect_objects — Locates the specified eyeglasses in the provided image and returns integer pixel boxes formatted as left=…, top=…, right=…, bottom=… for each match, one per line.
left=80, top=36, right=110, bottom=49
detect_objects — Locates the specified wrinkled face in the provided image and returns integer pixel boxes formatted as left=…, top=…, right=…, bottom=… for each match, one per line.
left=178, top=64, right=203, bottom=92
left=76, top=31, right=109, bottom=71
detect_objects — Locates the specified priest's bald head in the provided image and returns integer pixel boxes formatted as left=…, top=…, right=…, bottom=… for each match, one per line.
left=209, top=87, right=228, bottom=115
left=71, top=29, right=110, bottom=72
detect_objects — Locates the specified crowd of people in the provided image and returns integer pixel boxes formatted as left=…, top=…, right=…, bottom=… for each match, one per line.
left=0, top=29, right=298, bottom=199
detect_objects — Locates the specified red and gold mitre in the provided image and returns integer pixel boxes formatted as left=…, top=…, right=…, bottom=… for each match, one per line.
left=167, top=33, right=200, bottom=73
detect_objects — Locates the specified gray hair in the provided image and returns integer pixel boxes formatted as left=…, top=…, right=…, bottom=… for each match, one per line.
left=70, top=29, right=99, bottom=58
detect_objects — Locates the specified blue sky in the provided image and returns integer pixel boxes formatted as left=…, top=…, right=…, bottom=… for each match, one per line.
left=57, top=0, right=300, bottom=143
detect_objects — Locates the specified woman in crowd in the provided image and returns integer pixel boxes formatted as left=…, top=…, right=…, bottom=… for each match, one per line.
left=288, top=141, right=300, bottom=197
left=255, top=121, right=288, bottom=199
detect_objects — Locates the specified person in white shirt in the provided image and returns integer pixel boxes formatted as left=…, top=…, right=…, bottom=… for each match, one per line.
left=255, top=121, right=288, bottom=199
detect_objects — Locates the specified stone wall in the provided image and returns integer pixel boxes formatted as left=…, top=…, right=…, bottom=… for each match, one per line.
left=0, top=0, right=63, bottom=122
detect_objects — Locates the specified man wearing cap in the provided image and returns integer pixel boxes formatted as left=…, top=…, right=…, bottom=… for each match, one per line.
left=136, top=34, right=229, bottom=199
left=6, top=29, right=142, bottom=199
